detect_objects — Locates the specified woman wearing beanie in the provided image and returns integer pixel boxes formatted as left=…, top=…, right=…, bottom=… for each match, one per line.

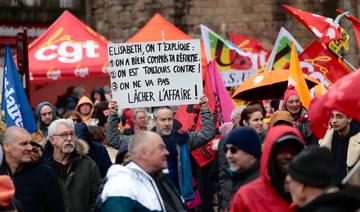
left=239, top=105, right=266, bottom=142
left=282, top=85, right=317, bottom=146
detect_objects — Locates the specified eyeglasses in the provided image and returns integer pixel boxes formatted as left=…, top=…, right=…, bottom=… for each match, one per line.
left=225, top=146, right=239, bottom=154
left=53, top=132, right=75, bottom=139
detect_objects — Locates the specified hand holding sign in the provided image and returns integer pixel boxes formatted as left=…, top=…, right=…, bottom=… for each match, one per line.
left=108, top=100, right=119, bottom=114
left=108, top=40, right=203, bottom=109
left=199, top=95, right=209, bottom=110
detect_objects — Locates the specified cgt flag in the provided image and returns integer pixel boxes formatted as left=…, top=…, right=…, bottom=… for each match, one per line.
left=1, top=46, right=37, bottom=133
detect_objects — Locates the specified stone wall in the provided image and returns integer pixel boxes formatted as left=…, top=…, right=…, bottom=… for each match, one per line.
left=89, top=0, right=360, bottom=67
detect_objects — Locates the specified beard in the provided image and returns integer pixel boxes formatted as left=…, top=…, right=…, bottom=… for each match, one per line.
left=61, top=141, right=75, bottom=154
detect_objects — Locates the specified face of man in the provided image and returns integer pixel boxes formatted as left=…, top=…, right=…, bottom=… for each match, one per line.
left=79, top=103, right=92, bottom=115
left=285, top=175, right=305, bottom=207
left=274, top=141, right=302, bottom=175
left=154, top=108, right=173, bottom=136
left=285, top=95, right=301, bottom=115
left=144, top=133, right=169, bottom=173
left=50, top=124, right=76, bottom=154
left=40, top=105, right=53, bottom=125
left=3, top=131, right=33, bottom=165
left=225, top=144, right=256, bottom=172
left=134, top=111, right=147, bottom=129
left=330, top=111, right=352, bottom=135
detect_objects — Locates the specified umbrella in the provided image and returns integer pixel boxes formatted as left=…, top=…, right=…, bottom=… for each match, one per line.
left=232, top=69, right=318, bottom=101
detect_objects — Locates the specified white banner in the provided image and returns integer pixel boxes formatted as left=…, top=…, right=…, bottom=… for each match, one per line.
left=108, top=39, right=203, bottom=109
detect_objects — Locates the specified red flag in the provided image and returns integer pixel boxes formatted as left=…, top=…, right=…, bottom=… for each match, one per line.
left=309, top=69, right=360, bottom=138
left=174, top=62, right=220, bottom=167
left=283, top=5, right=343, bottom=45
left=337, top=9, right=360, bottom=48
left=229, top=34, right=270, bottom=69
left=299, top=41, right=350, bottom=87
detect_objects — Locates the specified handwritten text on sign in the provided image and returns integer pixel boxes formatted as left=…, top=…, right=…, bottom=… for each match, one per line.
left=108, top=40, right=203, bottom=109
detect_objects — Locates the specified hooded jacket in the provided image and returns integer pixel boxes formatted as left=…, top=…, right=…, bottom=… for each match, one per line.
left=101, top=163, right=165, bottom=212
left=76, top=96, right=97, bottom=126
left=45, top=138, right=101, bottom=212
left=35, top=101, right=58, bottom=144
left=230, top=126, right=305, bottom=212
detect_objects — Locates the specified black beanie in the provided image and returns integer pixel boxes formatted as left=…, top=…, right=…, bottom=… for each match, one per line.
left=224, top=127, right=261, bottom=158
left=288, top=146, right=332, bottom=188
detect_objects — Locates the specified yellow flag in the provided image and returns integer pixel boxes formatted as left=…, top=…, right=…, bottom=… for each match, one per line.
left=288, top=42, right=311, bottom=110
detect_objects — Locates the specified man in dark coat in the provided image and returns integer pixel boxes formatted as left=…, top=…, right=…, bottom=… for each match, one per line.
left=223, top=127, right=261, bottom=209
left=0, top=126, right=64, bottom=212
left=286, top=146, right=360, bottom=211
left=46, top=119, right=101, bottom=212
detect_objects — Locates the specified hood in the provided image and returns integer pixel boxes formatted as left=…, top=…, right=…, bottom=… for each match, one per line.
left=74, top=138, right=89, bottom=156
left=260, top=125, right=305, bottom=184
left=36, top=101, right=58, bottom=125
left=106, top=164, right=127, bottom=180
left=75, top=96, right=94, bottom=122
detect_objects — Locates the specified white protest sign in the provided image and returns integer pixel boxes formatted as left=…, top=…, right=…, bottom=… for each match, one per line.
left=108, top=39, right=203, bottom=109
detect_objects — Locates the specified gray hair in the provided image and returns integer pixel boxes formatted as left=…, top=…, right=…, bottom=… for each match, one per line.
left=153, top=106, right=172, bottom=119
left=128, top=131, right=154, bottom=160
left=132, top=108, right=148, bottom=120
left=47, top=119, right=75, bottom=140
left=231, top=106, right=244, bottom=120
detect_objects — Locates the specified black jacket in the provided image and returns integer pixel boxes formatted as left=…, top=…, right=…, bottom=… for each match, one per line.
left=0, top=160, right=65, bottom=212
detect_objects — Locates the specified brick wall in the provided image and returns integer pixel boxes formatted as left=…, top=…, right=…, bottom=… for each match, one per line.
left=89, top=0, right=360, bottom=67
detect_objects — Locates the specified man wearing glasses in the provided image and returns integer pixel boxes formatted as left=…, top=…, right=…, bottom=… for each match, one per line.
left=223, top=127, right=261, bottom=210
left=46, top=119, right=101, bottom=212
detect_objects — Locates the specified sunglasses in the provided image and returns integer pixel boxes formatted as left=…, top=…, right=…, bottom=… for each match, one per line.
left=225, top=146, right=239, bottom=154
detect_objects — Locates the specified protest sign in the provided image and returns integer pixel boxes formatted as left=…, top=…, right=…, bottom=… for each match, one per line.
left=108, top=40, right=203, bottom=109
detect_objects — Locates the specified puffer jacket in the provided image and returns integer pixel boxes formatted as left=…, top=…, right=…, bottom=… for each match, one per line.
left=230, top=126, right=305, bottom=212
left=45, top=138, right=101, bottom=212
left=101, top=162, right=165, bottom=212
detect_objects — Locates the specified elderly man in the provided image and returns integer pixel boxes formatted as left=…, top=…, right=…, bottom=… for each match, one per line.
left=0, top=126, right=64, bottom=212
left=123, top=109, right=149, bottom=135
left=45, top=119, right=101, bottom=212
left=101, top=131, right=187, bottom=212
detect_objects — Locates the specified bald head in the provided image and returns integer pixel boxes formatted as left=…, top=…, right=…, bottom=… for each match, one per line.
left=128, top=131, right=169, bottom=175
left=3, top=126, right=31, bottom=145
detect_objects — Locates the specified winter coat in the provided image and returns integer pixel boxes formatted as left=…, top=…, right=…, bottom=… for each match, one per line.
left=0, top=159, right=65, bottom=212
left=293, top=108, right=318, bottom=146
left=75, top=122, right=112, bottom=178
left=101, top=162, right=165, bottom=212
left=34, top=101, right=58, bottom=145
left=320, top=123, right=360, bottom=186
left=45, top=139, right=101, bottom=212
left=106, top=113, right=131, bottom=151
left=297, top=185, right=360, bottom=212
left=217, top=134, right=232, bottom=211
left=230, top=126, right=305, bottom=212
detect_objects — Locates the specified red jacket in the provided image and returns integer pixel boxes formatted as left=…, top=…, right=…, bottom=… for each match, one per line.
left=230, top=126, right=305, bottom=212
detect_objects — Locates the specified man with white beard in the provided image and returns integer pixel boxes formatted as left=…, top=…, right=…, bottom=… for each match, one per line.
left=223, top=127, right=262, bottom=210
left=46, top=119, right=101, bottom=212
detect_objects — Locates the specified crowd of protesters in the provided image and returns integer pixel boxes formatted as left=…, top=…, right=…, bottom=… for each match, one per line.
left=1, top=83, right=360, bottom=212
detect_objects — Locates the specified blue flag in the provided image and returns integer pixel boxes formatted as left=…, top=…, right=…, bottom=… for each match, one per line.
left=1, top=46, right=37, bottom=133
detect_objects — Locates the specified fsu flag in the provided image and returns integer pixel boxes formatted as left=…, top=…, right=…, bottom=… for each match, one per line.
left=337, top=9, right=360, bottom=49
left=299, top=41, right=351, bottom=87
left=283, top=5, right=348, bottom=51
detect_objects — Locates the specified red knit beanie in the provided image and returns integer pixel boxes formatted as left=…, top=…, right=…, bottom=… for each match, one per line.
left=283, top=85, right=299, bottom=104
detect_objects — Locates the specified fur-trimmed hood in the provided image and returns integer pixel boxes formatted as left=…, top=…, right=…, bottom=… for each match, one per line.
left=74, top=138, right=89, bottom=156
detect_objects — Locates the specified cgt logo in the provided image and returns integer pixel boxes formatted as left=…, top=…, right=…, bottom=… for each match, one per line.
left=35, top=28, right=100, bottom=63
left=74, top=67, right=89, bottom=78
left=47, top=69, right=61, bottom=80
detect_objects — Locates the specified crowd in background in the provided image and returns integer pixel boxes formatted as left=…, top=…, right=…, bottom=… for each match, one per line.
left=1, top=83, right=360, bottom=212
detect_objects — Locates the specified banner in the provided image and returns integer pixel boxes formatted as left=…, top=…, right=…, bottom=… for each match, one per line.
left=299, top=41, right=350, bottom=87
left=108, top=40, right=203, bottom=109
left=200, top=25, right=258, bottom=87
left=266, top=27, right=303, bottom=71
left=1, top=46, right=37, bottom=133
